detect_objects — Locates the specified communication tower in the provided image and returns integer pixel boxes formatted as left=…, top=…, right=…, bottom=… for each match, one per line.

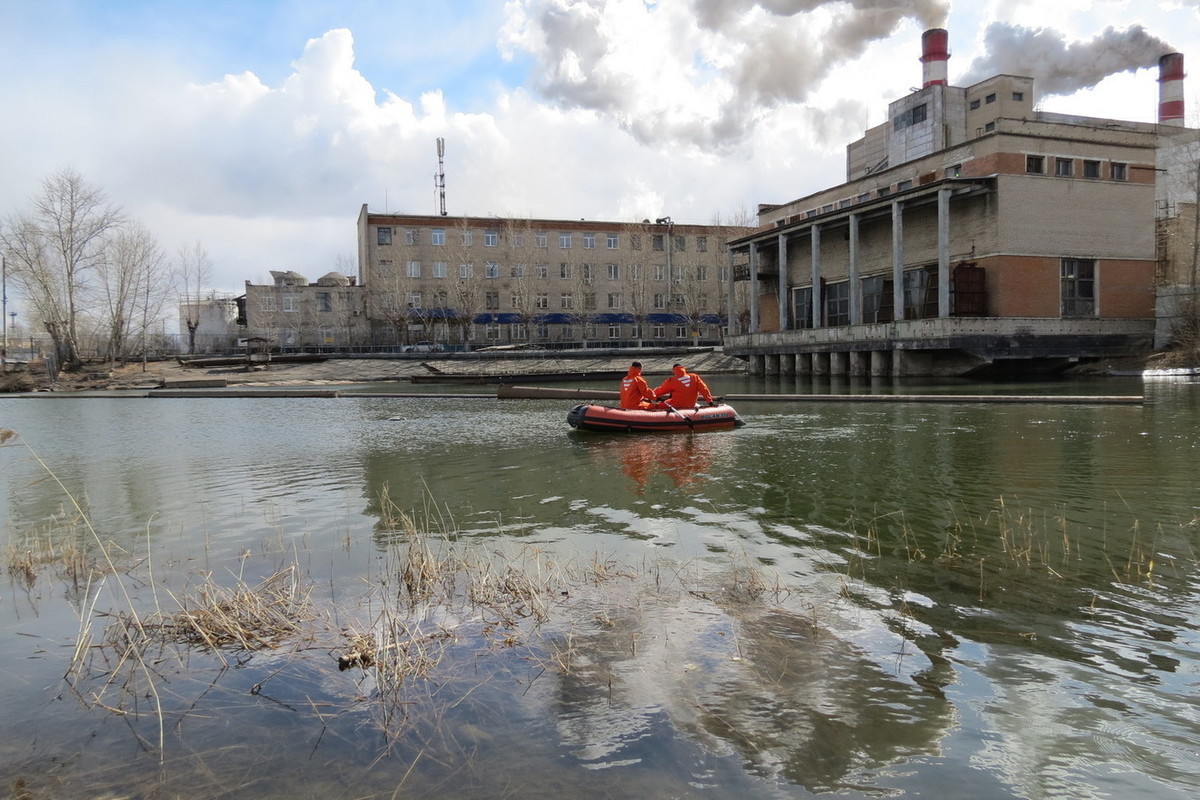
left=435, top=138, right=447, bottom=216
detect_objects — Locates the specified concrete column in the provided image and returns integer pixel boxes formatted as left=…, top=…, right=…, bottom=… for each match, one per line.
left=892, top=201, right=905, bottom=321
left=848, top=213, right=862, bottom=325
left=765, top=353, right=780, bottom=376
left=849, top=350, right=868, bottom=376
left=796, top=352, right=813, bottom=375
left=811, top=225, right=822, bottom=328
left=812, top=352, right=830, bottom=375
left=870, top=350, right=889, bottom=376
left=749, top=244, right=760, bottom=333
left=749, top=353, right=764, bottom=375
left=778, top=233, right=789, bottom=330
left=830, top=351, right=849, bottom=375
left=938, top=187, right=951, bottom=318
left=726, top=248, right=737, bottom=335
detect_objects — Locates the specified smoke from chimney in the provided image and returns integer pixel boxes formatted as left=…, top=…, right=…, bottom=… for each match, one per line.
left=960, top=22, right=1174, bottom=99
left=1158, top=52, right=1185, bottom=125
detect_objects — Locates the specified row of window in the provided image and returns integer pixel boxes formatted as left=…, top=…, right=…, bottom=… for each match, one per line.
left=378, top=260, right=726, bottom=282
left=790, top=258, right=1096, bottom=327
left=376, top=226, right=708, bottom=252
left=1026, top=155, right=1127, bottom=180
left=968, top=90, right=1024, bottom=111
left=387, top=291, right=712, bottom=312
left=377, top=323, right=714, bottom=343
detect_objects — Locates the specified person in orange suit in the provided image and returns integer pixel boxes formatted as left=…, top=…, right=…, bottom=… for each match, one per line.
left=653, top=363, right=714, bottom=409
left=619, top=361, right=658, bottom=409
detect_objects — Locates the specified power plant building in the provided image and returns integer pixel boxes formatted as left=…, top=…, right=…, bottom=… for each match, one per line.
left=725, top=29, right=1198, bottom=376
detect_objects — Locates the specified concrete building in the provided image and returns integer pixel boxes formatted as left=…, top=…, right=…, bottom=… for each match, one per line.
left=725, top=29, right=1197, bottom=377
left=177, top=292, right=240, bottom=354
left=239, top=270, right=367, bottom=352
left=355, top=208, right=752, bottom=350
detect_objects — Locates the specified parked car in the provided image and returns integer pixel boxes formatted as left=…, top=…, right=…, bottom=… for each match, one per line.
left=401, top=341, right=445, bottom=353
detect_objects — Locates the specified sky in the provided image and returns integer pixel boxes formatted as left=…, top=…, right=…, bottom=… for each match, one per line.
left=2, top=0, right=1198, bottom=305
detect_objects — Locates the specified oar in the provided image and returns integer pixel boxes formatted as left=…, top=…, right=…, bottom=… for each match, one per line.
left=659, top=397, right=694, bottom=430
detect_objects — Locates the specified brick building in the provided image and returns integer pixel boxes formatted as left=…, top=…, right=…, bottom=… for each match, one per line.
left=726, top=29, right=1197, bottom=376
left=355, top=209, right=751, bottom=350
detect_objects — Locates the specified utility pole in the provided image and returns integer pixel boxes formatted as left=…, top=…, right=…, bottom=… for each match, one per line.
left=2, top=256, right=8, bottom=371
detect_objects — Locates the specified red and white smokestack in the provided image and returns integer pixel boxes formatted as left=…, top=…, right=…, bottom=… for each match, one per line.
left=921, top=28, right=949, bottom=88
left=1158, top=52, right=1185, bottom=125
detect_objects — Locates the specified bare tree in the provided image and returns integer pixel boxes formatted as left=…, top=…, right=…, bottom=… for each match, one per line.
left=0, top=168, right=126, bottom=370
left=94, top=221, right=170, bottom=362
left=176, top=241, right=213, bottom=354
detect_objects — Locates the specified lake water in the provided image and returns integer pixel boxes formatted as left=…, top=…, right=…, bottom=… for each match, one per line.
left=1, top=375, right=1198, bottom=799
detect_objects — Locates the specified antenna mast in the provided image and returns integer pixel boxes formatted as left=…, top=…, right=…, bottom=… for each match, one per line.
left=435, top=137, right=447, bottom=216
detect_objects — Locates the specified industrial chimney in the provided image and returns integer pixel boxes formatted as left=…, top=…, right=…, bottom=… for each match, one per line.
left=921, top=28, right=949, bottom=88
left=1158, top=52, right=1185, bottom=125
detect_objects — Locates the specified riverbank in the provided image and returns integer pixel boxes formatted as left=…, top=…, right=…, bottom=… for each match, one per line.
left=3, top=349, right=749, bottom=392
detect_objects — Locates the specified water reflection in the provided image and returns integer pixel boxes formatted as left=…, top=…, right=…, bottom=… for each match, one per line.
left=2, top=382, right=1200, bottom=799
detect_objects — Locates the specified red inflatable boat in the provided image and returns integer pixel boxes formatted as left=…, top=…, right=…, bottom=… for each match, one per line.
left=567, top=402, right=745, bottom=433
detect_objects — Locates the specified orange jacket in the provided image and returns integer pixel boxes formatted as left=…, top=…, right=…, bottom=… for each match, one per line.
left=619, top=366, right=657, bottom=409
left=653, top=365, right=713, bottom=409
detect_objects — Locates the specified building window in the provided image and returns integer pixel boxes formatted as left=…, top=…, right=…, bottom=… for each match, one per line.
left=897, top=179, right=913, bottom=191
left=377, top=259, right=394, bottom=277
left=825, top=283, right=854, bottom=326
left=969, top=98, right=981, bottom=110
left=537, top=324, right=550, bottom=340
left=696, top=236, right=707, bottom=252
left=485, top=262, right=500, bottom=279
left=316, top=292, right=332, bottom=312
left=537, top=262, right=549, bottom=279
left=697, top=265, right=709, bottom=282
left=407, top=261, right=421, bottom=278
left=484, top=230, right=498, bottom=247
left=407, top=292, right=422, bottom=309
left=582, top=264, right=595, bottom=283
left=652, top=235, right=665, bottom=252
left=985, top=93, right=996, bottom=104
left=260, top=295, right=277, bottom=312
left=459, top=263, right=473, bottom=279
left=510, top=263, right=526, bottom=278
left=583, top=233, right=596, bottom=249
left=653, top=293, right=666, bottom=309
left=536, top=293, right=548, bottom=309
left=461, top=230, right=473, bottom=246
left=861, top=275, right=890, bottom=324
left=1083, top=160, right=1101, bottom=179
left=903, top=266, right=939, bottom=319
left=947, top=163, right=962, bottom=178
left=377, top=227, right=392, bottom=245
left=609, top=324, right=621, bottom=339
left=674, top=235, right=685, bottom=252
left=405, top=229, right=419, bottom=245
left=791, top=286, right=812, bottom=329
left=606, top=233, right=618, bottom=249
left=433, top=261, right=447, bottom=278
left=911, top=103, right=927, bottom=124
left=607, top=293, right=621, bottom=309
left=652, top=324, right=665, bottom=339
left=631, top=234, right=641, bottom=251
left=560, top=293, right=574, bottom=309
left=485, top=291, right=500, bottom=310
left=1061, top=259, right=1096, bottom=317
left=984, top=121, right=996, bottom=132
left=607, top=263, right=619, bottom=280
left=583, top=293, right=596, bottom=310
left=559, top=263, right=571, bottom=280
left=511, top=294, right=520, bottom=309
left=671, top=293, right=685, bottom=308
left=535, top=232, right=547, bottom=248
left=431, top=229, right=445, bottom=246
left=485, top=324, right=500, bottom=341
left=654, top=264, right=668, bottom=282
left=559, top=233, right=572, bottom=249
left=1013, top=91, right=1024, bottom=101
left=630, top=265, right=641, bottom=281
left=877, top=186, right=892, bottom=197
left=1111, top=162, right=1128, bottom=181
left=1055, top=158, right=1074, bottom=177
left=1026, top=155, right=1045, bottom=174
left=282, top=294, right=299, bottom=313
left=857, top=192, right=871, bottom=203
left=513, top=233, right=524, bottom=247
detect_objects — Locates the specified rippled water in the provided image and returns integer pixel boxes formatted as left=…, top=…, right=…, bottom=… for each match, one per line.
left=1, top=376, right=1198, bottom=798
